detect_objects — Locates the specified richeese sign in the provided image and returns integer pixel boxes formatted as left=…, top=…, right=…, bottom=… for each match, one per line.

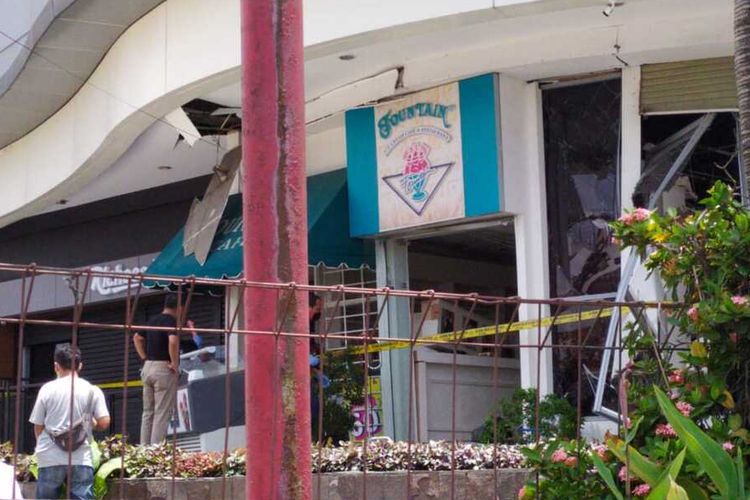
left=0, top=254, right=159, bottom=316
left=90, top=263, right=149, bottom=296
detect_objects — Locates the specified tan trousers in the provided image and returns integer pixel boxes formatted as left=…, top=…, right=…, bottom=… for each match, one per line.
left=140, top=361, right=178, bottom=444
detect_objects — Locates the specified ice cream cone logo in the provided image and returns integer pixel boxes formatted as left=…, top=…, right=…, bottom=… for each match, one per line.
left=400, top=142, right=432, bottom=202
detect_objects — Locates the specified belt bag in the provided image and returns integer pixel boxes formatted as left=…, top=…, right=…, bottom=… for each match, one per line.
left=47, top=387, right=94, bottom=452
left=48, top=422, right=88, bottom=452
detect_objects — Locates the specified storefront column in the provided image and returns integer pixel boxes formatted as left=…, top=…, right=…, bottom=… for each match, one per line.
left=226, top=131, right=243, bottom=371
left=620, top=66, right=641, bottom=214
left=375, top=238, right=411, bottom=440
left=225, top=286, right=244, bottom=370
left=499, top=75, right=554, bottom=396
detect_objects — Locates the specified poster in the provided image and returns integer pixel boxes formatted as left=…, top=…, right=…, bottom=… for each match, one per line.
left=168, top=388, right=192, bottom=434
left=351, top=376, right=384, bottom=441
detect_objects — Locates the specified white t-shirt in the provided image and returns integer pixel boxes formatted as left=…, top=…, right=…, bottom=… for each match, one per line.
left=0, top=462, right=23, bottom=499
left=28, top=376, right=109, bottom=468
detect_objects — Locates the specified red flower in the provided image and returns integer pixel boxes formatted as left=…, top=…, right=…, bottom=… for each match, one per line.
left=668, top=370, right=684, bottom=385
left=551, top=449, right=568, bottom=463
left=633, top=484, right=651, bottom=497
left=687, top=306, right=699, bottom=322
left=732, top=295, right=748, bottom=306
left=655, top=424, right=677, bottom=438
left=675, top=401, right=693, bottom=417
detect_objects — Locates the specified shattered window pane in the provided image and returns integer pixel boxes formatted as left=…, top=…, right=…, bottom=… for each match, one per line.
left=639, top=113, right=740, bottom=210
left=543, top=79, right=622, bottom=297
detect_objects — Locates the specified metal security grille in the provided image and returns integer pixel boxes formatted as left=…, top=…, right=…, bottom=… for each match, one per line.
left=641, top=57, right=738, bottom=114
left=313, top=265, right=378, bottom=354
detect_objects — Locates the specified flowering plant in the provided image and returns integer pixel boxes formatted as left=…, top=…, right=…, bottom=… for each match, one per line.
left=599, top=181, right=750, bottom=497
left=518, top=439, right=619, bottom=499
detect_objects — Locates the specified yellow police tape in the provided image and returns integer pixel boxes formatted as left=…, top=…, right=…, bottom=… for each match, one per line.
left=345, top=307, right=619, bottom=356
left=32, top=308, right=620, bottom=390
left=97, top=380, right=143, bottom=390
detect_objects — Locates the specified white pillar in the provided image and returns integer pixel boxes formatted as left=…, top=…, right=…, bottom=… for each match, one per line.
left=375, top=238, right=412, bottom=440
left=498, top=74, right=553, bottom=395
left=226, top=130, right=243, bottom=370
left=621, top=66, right=641, bottom=214
left=226, top=285, right=244, bottom=369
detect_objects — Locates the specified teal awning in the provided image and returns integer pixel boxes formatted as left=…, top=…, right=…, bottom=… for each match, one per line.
left=145, top=170, right=373, bottom=283
left=307, top=169, right=374, bottom=268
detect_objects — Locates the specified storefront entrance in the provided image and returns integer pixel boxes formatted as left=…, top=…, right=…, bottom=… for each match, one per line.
left=408, top=220, right=517, bottom=348
left=402, top=220, right=521, bottom=440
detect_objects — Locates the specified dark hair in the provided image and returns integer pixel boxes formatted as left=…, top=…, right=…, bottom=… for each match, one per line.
left=164, top=294, right=180, bottom=310
left=309, top=294, right=322, bottom=307
left=54, top=344, right=82, bottom=371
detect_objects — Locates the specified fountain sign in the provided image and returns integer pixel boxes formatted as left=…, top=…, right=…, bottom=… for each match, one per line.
left=346, top=74, right=503, bottom=237
left=376, top=83, right=464, bottom=230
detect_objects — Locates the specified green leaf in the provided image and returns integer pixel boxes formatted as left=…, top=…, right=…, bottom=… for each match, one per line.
left=93, top=457, right=123, bottom=500
left=606, top=435, right=662, bottom=485
left=521, top=447, right=541, bottom=462
left=690, top=341, right=707, bottom=358
left=737, top=446, right=745, bottom=499
left=654, top=386, right=739, bottom=498
left=729, top=414, right=743, bottom=431
left=722, top=390, right=736, bottom=410
left=649, top=474, right=691, bottom=500
left=711, top=386, right=722, bottom=401
left=647, top=449, right=687, bottom=500
left=90, top=439, right=101, bottom=471
left=666, top=448, right=687, bottom=479
left=626, top=416, right=643, bottom=445
left=591, top=452, right=624, bottom=500
left=666, top=478, right=690, bottom=500
left=28, top=455, right=38, bottom=480
left=676, top=478, right=710, bottom=500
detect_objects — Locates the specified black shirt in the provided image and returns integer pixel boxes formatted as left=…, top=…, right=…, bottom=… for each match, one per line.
left=144, top=313, right=177, bottom=361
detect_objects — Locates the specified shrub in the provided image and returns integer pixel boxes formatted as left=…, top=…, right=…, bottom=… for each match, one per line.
left=593, top=181, right=750, bottom=497
left=311, top=438, right=525, bottom=473
left=314, top=350, right=364, bottom=444
left=519, top=439, right=618, bottom=499
left=2, top=438, right=526, bottom=484
left=477, top=388, right=578, bottom=444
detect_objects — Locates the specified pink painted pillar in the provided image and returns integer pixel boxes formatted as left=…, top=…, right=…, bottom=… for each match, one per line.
left=240, top=0, right=311, bottom=498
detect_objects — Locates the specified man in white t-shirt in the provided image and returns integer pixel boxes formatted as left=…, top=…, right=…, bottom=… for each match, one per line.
left=0, top=461, right=23, bottom=499
left=29, top=344, right=110, bottom=500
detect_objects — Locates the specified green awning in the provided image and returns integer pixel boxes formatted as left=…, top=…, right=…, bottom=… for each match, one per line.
left=145, top=170, right=373, bottom=283
left=307, top=169, right=374, bottom=268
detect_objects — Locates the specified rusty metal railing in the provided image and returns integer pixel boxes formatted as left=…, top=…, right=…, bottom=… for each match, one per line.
left=0, top=263, right=682, bottom=499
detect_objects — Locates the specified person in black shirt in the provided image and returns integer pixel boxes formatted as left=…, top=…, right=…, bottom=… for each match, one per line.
left=132, top=294, right=196, bottom=444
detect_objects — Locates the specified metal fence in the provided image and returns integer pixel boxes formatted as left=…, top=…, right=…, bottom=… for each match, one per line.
left=0, top=263, right=683, bottom=500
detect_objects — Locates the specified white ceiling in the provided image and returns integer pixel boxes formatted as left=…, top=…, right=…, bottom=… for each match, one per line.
left=0, top=0, right=165, bottom=148
left=50, top=0, right=733, bottom=214
left=42, top=119, right=226, bottom=213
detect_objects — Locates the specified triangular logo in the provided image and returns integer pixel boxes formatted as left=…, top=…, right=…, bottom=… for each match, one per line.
left=382, top=162, right=454, bottom=216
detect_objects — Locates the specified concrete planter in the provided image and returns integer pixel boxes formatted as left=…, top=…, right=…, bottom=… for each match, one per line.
left=22, top=469, right=530, bottom=499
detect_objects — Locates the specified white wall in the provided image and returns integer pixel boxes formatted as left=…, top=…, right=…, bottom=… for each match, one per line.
left=415, top=350, right=520, bottom=441
left=499, top=74, right=554, bottom=395
left=0, top=0, right=733, bottom=228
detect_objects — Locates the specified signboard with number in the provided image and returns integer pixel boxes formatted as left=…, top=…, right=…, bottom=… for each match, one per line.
left=350, top=376, right=384, bottom=441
